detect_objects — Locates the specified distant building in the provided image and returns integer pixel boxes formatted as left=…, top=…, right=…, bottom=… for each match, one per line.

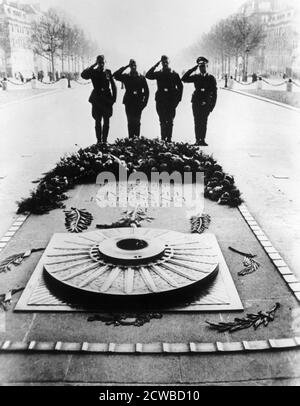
left=264, top=6, right=300, bottom=77
left=0, top=0, right=34, bottom=78
left=20, top=2, right=50, bottom=77
left=239, top=0, right=300, bottom=77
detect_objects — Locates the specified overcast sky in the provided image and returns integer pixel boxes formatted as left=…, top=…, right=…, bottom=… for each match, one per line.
left=17, top=0, right=250, bottom=68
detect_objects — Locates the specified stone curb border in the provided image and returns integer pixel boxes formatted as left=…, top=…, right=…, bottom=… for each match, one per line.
left=238, top=203, right=300, bottom=302
left=0, top=337, right=300, bottom=354
left=221, top=87, right=300, bottom=113
left=0, top=214, right=29, bottom=252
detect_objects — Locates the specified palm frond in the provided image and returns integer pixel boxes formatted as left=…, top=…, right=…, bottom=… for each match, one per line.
left=64, top=207, right=93, bottom=233
left=190, top=214, right=211, bottom=234
left=229, top=246, right=260, bottom=276
left=0, top=248, right=44, bottom=274
left=206, top=303, right=280, bottom=333
left=0, top=287, right=25, bottom=311
left=97, top=207, right=154, bottom=229
left=238, top=257, right=260, bottom=276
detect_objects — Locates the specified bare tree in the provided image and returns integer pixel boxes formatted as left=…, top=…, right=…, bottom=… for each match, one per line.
left=30, top=6, right=97, bottom=78
left=59, top=20, right=68, bottom=73
left=188, top=14, right=265, bottom=80
left=31, top=8, right=64, bottom=79
left=230, top=15, right=265, bottom=81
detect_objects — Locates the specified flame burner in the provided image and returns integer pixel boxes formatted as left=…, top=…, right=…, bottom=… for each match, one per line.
left=98, top=235, right=166, bottom=265
left=43, top=228, right=220, bottom=306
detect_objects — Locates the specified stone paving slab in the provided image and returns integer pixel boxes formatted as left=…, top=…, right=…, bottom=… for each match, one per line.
left=0, top=184, right=299, bottom=384
left=0, top=351, right=300, bottom=384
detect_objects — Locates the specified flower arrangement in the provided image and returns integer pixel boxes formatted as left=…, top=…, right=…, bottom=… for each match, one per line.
left=17, top=138, right=243, bottom=214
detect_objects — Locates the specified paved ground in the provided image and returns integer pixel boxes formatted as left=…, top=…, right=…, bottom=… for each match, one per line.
left=0, top=80, right=300, bottom=385
left=0, top=186, right=299, bottom=385
left=0, top=88, right=56, bottom=107
left=1, top=80, right=299, bottom=281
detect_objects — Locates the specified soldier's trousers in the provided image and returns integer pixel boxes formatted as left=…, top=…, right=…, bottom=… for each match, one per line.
left=125, top=105, right=142, bottom=138
left=156, top=101, right=176, bottom=142
left=92, top=106, right=110, bottom=144
left=192, top=104, right=210, bottom=142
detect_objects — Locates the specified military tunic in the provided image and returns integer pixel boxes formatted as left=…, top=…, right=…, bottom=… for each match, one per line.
left=81, top=67, right=117, bottom=143
left=182, top=69, right=217, bottom=143
left=146, top=67, right=183, bottom=142
left=114, top=67, right=149, bottom=138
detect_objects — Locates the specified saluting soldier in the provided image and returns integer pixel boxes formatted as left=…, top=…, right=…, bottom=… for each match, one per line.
left=81, top=55, right=117, bottom=144
left=114, top=59, right=149, bottom=138
left=182, top=57, right=217, bottom=146
left=146, top=55, right=183, bottom=142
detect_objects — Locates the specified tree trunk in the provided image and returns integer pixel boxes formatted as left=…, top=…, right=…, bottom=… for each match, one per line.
left=243, top=52, right=249, bottom=82
left=51, top=52, right=55, bottom=82
left=235, top=54, right=238, bottom=80
left=3, top=51, right=8, bottom=78
left=221, top=52, right=224, bottom=77
left=61, top=50, right=64, bottom=73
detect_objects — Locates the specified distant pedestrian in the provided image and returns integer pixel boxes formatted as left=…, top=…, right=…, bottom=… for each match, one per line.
left=252, top=73, right=258, bottom=83
left=224, top=74, right=228, bottom=88
left=55, top=71, right=59, bottom=81
left=257, top=77, right=263, bottom=90
left=31, top=73, right=37, bottom=89
left=81, top=55, right=117, bottom=144
left=38, top=71, right=44, bottom=82
left=146, top=56, right=183, bottom=142
left=2, top=77, right=8, bottom=91
left=182, top=57, right=217, bottom=146
left=114, top=59, right=149, bottom=139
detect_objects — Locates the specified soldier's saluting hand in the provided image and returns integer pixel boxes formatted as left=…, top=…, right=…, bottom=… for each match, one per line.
left=113, top=59, right=149, bottom=139
left=146, top=56, right=183, bottom=143
left=182, top=57, right=217, bottom=147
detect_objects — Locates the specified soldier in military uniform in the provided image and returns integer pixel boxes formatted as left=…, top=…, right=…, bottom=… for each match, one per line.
left=114, top=59, right=149, bottom=138
left=81, top=55, right=117, bottom=144
left=182, top=57, right=217, bottom=146
left=146, top=56, right=183, bottom=142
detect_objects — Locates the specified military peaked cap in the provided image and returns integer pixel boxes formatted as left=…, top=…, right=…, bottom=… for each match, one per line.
left=197, top=56, right=209, bottom=65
